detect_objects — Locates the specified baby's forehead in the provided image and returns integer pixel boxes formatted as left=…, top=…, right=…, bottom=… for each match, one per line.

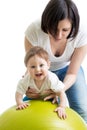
left=29, top=55, right=47, bottom=62
left=27, top=55, right=49, bottom=66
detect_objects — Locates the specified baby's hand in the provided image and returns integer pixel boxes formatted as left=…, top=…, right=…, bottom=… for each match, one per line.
left=54, top=106, right=67, bottom=119
left=16, top=102, right=29, bottom=110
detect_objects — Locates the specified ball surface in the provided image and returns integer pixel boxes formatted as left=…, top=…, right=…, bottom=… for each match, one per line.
left=0, top=100, right=86, bottom=130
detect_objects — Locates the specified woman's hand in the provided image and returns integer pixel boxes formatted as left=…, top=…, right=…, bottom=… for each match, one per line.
left=26, top=88, right=58, bottom=103
left=26, top=87, right=41, bottom=99
left=42, top=89, right=58, bottom=104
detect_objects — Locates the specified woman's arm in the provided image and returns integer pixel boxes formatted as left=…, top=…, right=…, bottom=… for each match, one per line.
left=24, top=36, right=33, bottom=52
left=63, top=45, right=87, bottom=91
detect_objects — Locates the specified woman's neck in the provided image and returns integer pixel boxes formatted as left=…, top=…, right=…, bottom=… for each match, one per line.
left=50, top=38, right=67, bottom=57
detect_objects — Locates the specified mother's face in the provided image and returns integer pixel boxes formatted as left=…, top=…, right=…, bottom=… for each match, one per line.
left=48, top=19, right=72, bottom=41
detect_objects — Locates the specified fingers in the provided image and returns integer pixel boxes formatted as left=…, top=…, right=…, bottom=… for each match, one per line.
left=28, top=87, right=38, bottom=92
left=43, top=89, right=54, bottom=95
left=26, top=87, right=38, bottom=93
left=54, top=107, right=67, bottom=119
left=52, top=98, right=56, bottom=104
left=16, top=103, right=29, bottom=110
left=43, top=94, right=58, bottom=103
left=44, top=94, right=55, bottom=101
left=28, top=93, right=40, bottom=98
left=26, top=87, right=40, bottom=98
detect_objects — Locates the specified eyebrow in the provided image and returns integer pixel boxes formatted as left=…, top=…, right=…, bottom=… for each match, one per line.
left=57, top=27, right=71, bottom=31
left=60, top=27, right=70, bottom=30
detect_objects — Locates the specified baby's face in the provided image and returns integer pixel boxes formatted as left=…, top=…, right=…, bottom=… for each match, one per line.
left=27, top=55, right=50, bottom=82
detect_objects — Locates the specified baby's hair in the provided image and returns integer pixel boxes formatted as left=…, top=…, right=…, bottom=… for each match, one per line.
left=24, top=46, right=49, bottom=67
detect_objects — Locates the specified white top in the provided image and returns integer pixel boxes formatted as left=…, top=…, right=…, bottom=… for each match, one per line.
left=16, top=71, right=65, bottom=98
left=25, top=20, right=87, bottom=71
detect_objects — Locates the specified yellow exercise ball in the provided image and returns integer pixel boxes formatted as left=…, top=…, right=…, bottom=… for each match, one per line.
left=0, top=100, right=87, bottom=130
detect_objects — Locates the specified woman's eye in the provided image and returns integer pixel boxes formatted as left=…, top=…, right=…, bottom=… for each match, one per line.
left=63, top=29, right=68, bottom=32
left=63, top=28, right=71, bottom=32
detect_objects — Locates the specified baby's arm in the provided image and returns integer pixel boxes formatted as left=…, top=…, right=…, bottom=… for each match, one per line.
left=15, top=92, right=28, bottom=110
left=54, top=90, right=67, bottom=119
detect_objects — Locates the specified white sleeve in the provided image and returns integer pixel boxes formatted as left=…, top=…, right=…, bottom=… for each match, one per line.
left=48, top=71, right=65, bottom=92
left=25, top=21, right=39, bottom=46
left=74, top=25, right=87, bottom=48
left=16, top=79, right=28, bottom=95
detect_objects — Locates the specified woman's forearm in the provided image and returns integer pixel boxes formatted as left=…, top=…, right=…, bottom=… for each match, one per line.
left=63, top=74, right=76, bottom=91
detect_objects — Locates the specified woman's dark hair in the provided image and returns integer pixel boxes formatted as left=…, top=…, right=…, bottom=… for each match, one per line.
left=41, top=0, right=80, bottom=39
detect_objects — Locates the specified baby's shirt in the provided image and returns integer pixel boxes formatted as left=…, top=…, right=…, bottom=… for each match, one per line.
left=16, top=71, right=65, bottom=97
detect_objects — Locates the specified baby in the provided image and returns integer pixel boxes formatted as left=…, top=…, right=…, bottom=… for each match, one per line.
left=15, top=46, right=67, bottom=119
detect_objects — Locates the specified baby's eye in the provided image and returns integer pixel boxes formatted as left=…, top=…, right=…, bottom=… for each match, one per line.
left=40, top=64, right=44, bottom=67
left=31, top=66, right=35, bottom=68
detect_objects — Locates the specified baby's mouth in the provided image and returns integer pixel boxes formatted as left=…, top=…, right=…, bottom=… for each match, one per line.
left=35, top=73, right=42, bottom=77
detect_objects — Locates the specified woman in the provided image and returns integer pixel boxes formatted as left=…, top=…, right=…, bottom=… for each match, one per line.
left=24, top=0, right=87, bottom=123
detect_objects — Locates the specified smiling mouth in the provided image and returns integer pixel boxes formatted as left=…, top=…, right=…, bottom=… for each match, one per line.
left=35, top=73, right=43, bottom=77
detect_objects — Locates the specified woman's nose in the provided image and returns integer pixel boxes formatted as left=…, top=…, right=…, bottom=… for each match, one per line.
left=57, top=31, right=62, bottom=39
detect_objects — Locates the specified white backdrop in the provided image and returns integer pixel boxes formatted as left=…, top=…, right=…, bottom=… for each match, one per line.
left=0, top=0, right=87, bottom=114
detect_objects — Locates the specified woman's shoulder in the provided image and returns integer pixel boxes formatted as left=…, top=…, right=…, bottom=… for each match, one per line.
left=78, top=23, right=87, bottom=35
left=25, top=19, right=47, bottom=38
left=69, top=23, right=87, bottom=48
left=77, top=24, right=87, bottom=46
left=26, top=19, right=41, bottom=31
